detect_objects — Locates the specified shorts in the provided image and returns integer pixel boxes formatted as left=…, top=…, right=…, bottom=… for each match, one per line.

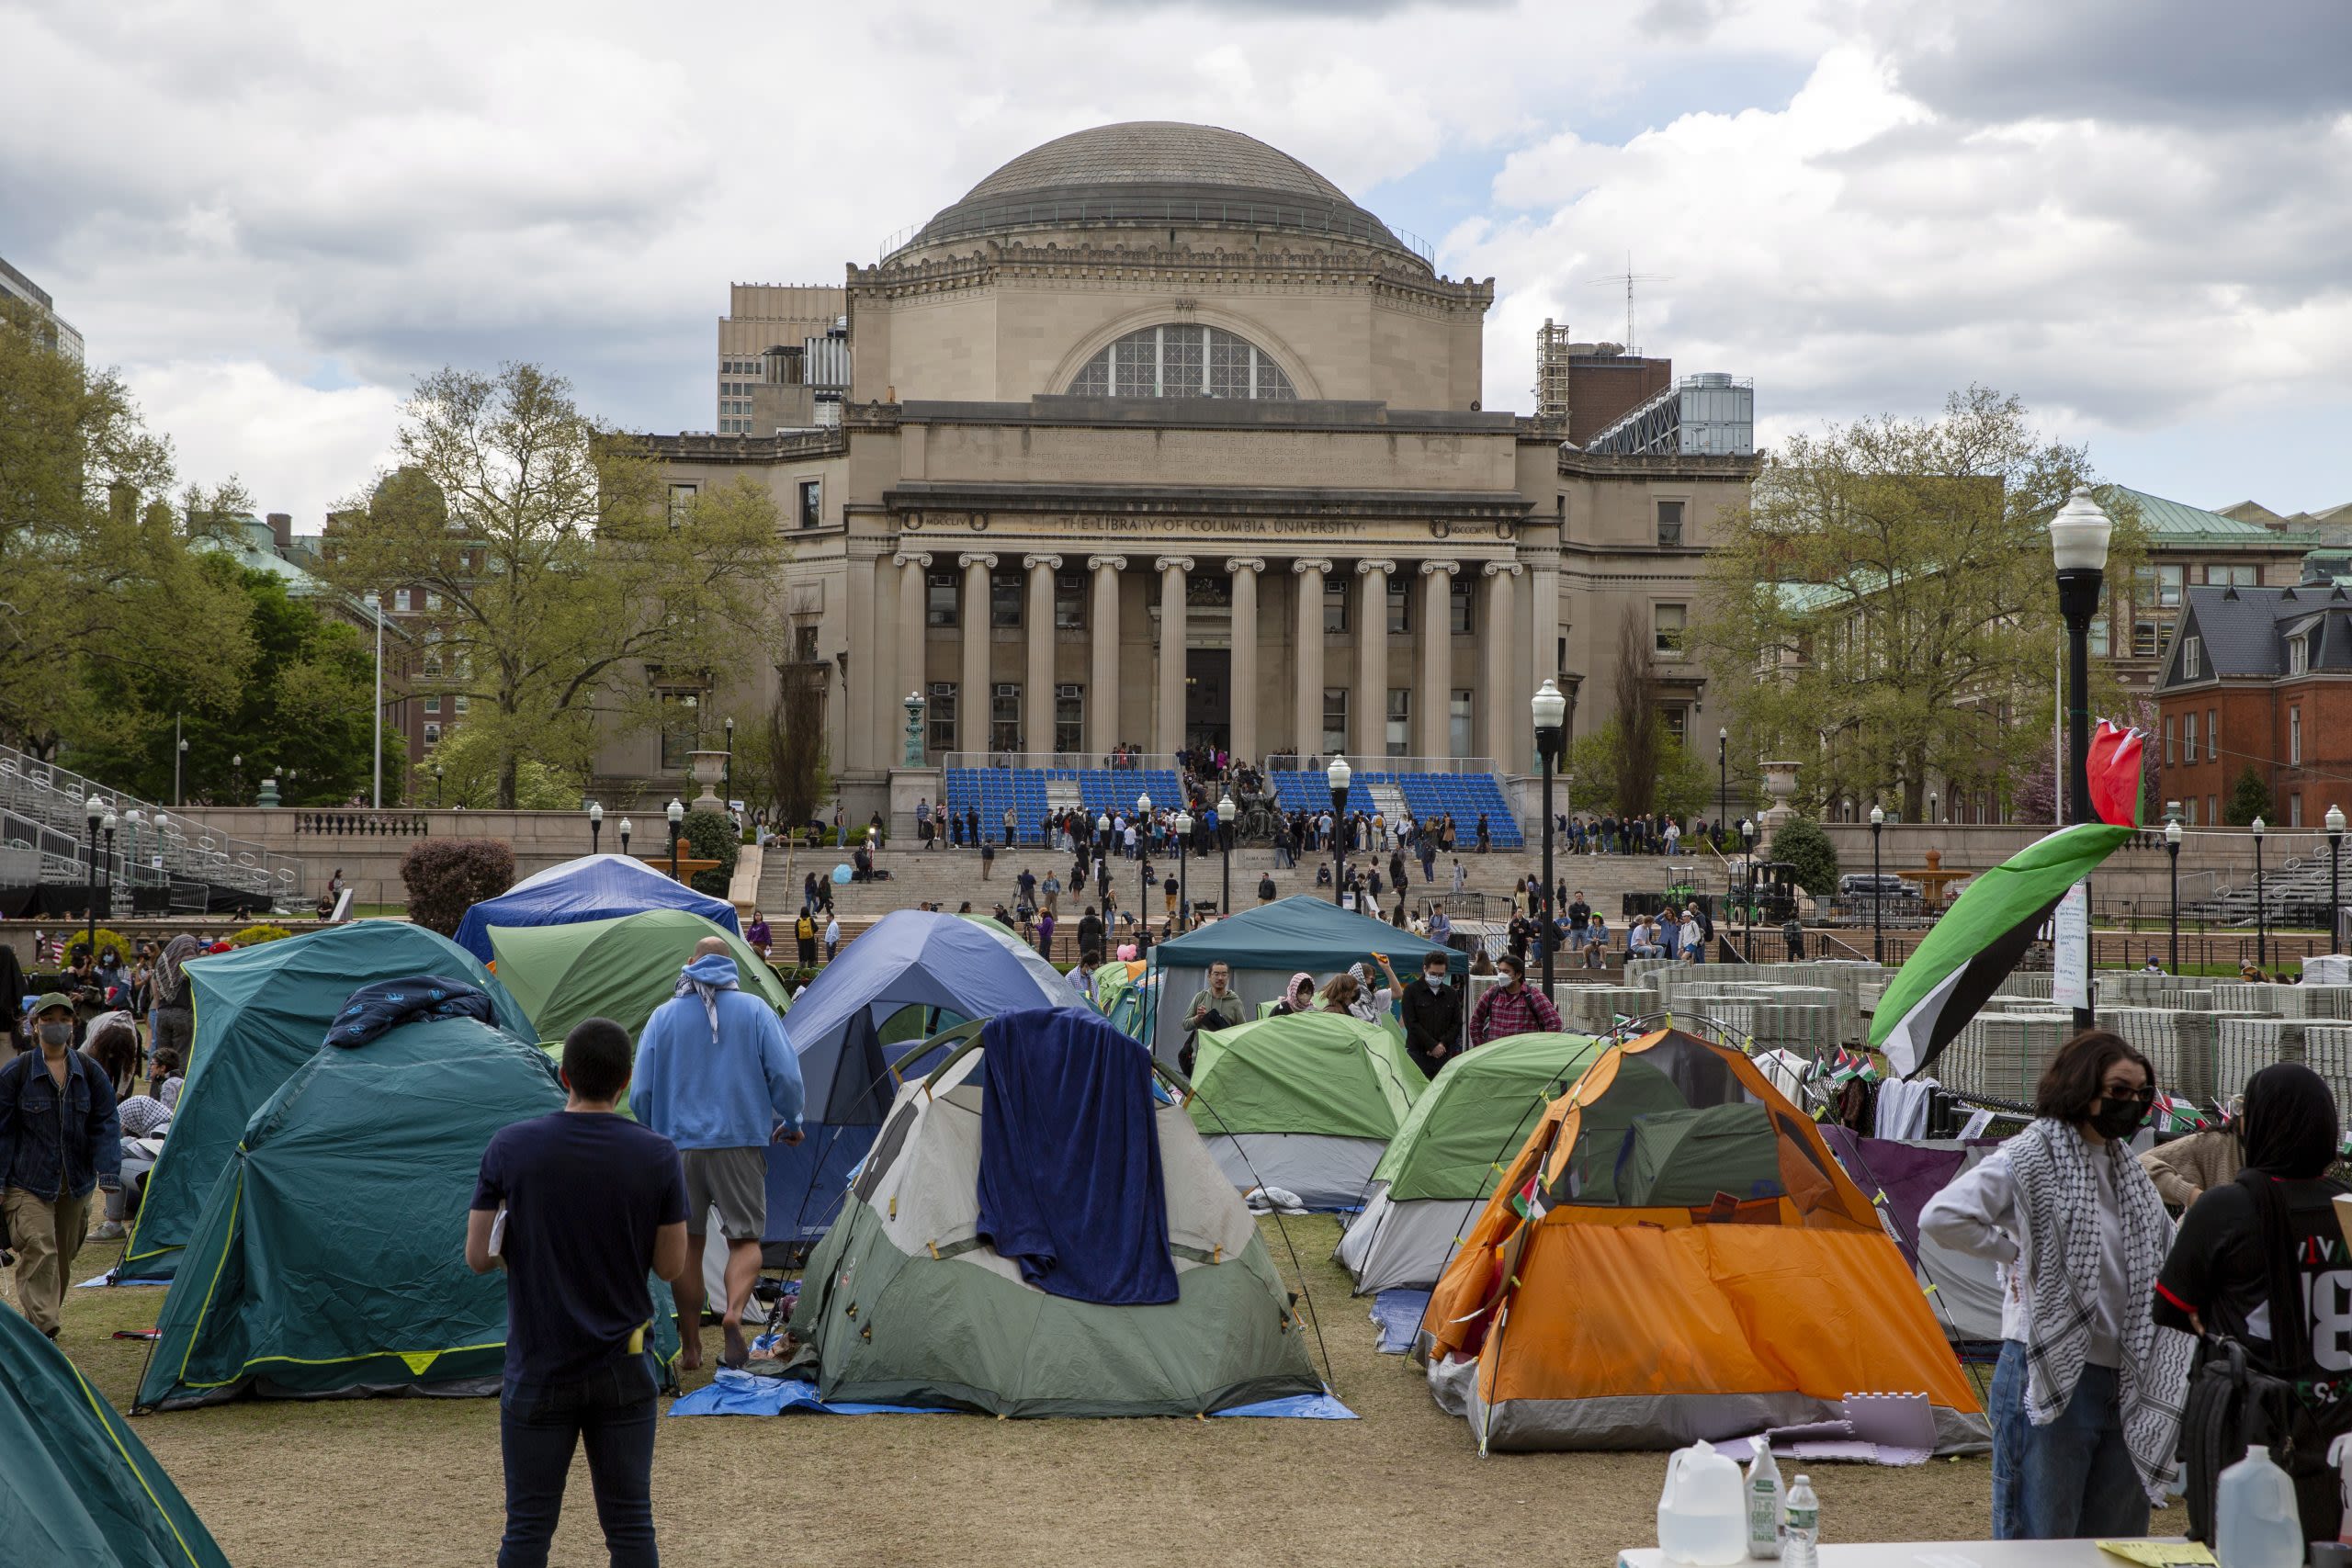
left=681, top=1146, right=768, bottom=1243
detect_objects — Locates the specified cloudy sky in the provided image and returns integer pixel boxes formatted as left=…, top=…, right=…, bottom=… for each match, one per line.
left=6, top=0, right=2346, bottom=525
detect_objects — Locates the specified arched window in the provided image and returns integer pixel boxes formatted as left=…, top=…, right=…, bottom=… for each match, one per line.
left=1066, top=323, right=1297, bottom=400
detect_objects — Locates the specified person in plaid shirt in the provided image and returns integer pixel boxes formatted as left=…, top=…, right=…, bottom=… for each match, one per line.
left=1469, top=953, right=1561, bottom=1046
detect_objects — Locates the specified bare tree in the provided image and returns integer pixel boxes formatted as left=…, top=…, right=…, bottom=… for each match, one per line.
left=1613, top=611, right=1662, bottom=818
left=766, top=661, right=828, bottom=835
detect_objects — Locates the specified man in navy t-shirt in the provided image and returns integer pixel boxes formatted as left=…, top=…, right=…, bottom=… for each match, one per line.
left=469, top=1017, right=688, bottom=1568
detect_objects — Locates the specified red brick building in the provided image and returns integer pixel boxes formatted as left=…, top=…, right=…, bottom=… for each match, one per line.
left=2155, top=573, right=2352, bottom=827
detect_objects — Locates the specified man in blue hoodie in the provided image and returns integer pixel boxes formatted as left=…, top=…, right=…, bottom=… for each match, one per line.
left=630, top=938, right=804, bottom=1371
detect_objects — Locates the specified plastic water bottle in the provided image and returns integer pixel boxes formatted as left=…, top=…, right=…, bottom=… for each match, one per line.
left=1747, top=1446, right=1784, bottom=1559
left=2215, top=1445, right=2301, bottom=1568
left=1657, top=1439, right=1747, bottom=1565
left=1782, top=1474, right=1819, bottom=1568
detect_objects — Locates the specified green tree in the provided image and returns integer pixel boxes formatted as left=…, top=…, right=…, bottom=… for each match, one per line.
left=1566, top=721, right=1713, bottom=821
left=319, top=364, right=789, bottom=807
left=2224, top=764, right=2272, bottom=827
left=682, top=808, right=740, bottom=897
left=762, top=660, right=830, bottom=833
left=1694, top=387, right=2143, bottom=820
left=1769, top=816, right=1840, bottom=897
left=413, top=722, right=580, bottom=810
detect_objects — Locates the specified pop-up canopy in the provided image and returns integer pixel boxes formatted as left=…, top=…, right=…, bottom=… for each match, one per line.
left=453, top=852, right=738, bottom=962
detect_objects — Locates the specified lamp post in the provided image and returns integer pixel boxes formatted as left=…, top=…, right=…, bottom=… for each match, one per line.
left=123, top=809, right=142, bottom=908
left=2050, top=484, right=2113, bottom=1029
left=723, top=715, right=735, bottom=807
left=2252, top=815, right=2267, bottom=971
left=1327, top=756, right=1351, bottom=908
left=1174, top=808, right=1193, bottom=931
left=1217, top=790, right=1235, bottom=918
left=2165, top=817, right=2183, bottom=976
left=433, top=762, right=443, bottom=807
left=1532, top=680, right=1568, bottom=993
left=1136, top=792, right=1152, bottom=921
left=1870, top=803, right=1885, bottom=965
left=175, top=717, right=187, bottom=807
left=84, top=793, right=104, bottom=956
left=364, top=592, right=384, bottom=809
left=1095, top=811, right=1113, bottom=915
left=588, top=801, right=604, bottom=855
left=1716, top=727, right=1728, bottom=849
left=231, top=753, right=243, bottom=805
left=101, top=809, right=117, bottom=921
left=1740, top=818, right=1756, bottom=961
left=1928, top=791, right=1938, bottom=827
left=666, top=797, right=684, bottom=883
left=2329, top=804, right=2346, bottom=955
left=619, top=817, right=632, bottom=859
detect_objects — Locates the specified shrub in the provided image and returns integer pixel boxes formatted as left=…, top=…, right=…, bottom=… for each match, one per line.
left=2224, top=764, right=2272, bottom=827
left=63, top=927, right=133, bottom=966
left=400, top=839, right=516, bottom=937
left=682, top=809, right=741, bottom=898
left=229, top=923, right=294, bottom=947
left=1770, top=816, right=1840, bottom=898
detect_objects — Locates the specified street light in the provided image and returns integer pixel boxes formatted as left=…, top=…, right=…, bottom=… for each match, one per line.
left=433, top=761, right=443, bottom=807
left=2252, top=815, right=2267, bottom=971
left=123, top=809, right=143, bottom=908
left=101, top=809, right=118, bottom=923
left=175, top=723, right=188, bottom=807
left=1739, top=818, right=1757, bottom=961
left=2050, top=483, right=2112, bottom=1029
left=723, top=715, right=735, bottom=807
left=2165, top=817, right=2183, bottom=976
left=1174, top=808, right=1194, bottom=931
left=618, top=817, right=633, bottom=858
left=666, top=797, right=684, bottom=883
left=1095, top=811, right=1113, bottom=919
left=84, top=793, right=104, bottom=958
left=1532, top=681, right=1568, bottom=991
left=1716, top=727, right=1728, bottom=849
left=1870, top=803, right=1886, bottom=965
left=1928, top=791, right=1938, bottom=827
left=2329, top=803, right=2346, bottom=955
left=232, top=753, right=243, bottom=805
left=588, top=801, right=604, bottom=855
left=1136, top=792, right=1152, bottom=922
left=1216, top=790, right=1235, bottom=918
left=363, top=592, right=384, bottom=809
left=1327, top=756, right=1352, bottom=908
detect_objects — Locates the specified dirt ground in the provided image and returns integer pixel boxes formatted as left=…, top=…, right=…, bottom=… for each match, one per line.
left=28, top=1217, right=2180, bottom=1568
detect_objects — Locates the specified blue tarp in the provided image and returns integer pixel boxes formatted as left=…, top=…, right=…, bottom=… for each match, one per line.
left=667, top=1370, right=1354, bottom=1420
left=1370, top=1288, right=1432, bottom=1355
left=452, top=853, right=739, bottom=962
left=975, top=1010, right=1175, bottom=1306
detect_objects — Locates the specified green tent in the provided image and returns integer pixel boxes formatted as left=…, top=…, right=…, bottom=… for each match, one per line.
left=121, top=920, right=529, bottom=1282
left=1091, top=961, right=1153, bottom=1040
left=136, top=1010, right=680, bottom=1410
left=0, top=1303, right=231, bottom=1565
left=1613, top=1102, right=1784, bottom=1208
left=1186, top=1010, right=1425, bottom=1210
left=1335, top=1031, right=1600, bottom=1293
left=488, top=908, right=789, bottom=1044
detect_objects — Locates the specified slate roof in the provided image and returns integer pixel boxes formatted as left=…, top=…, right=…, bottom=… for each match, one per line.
left=2165, top=581, right=2352, bottom=687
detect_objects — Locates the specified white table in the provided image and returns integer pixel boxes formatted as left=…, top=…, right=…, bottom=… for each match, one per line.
left=1620, top=1542, right=2188, bottom=1567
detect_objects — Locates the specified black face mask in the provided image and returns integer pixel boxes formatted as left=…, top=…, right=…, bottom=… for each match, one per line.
left=2089, top=1095, right=2148, bottom=1142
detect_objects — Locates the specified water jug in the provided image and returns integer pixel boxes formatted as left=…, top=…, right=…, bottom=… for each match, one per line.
left=1657, top=1439, right=1747, bottom=1566
left=2215, top=1445, right=2301, bottom=1568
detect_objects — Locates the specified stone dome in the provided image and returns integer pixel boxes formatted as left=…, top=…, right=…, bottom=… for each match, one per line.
left=898, top=121, right=1425, bottom=265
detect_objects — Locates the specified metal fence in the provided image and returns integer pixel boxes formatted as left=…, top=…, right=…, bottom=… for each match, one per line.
left=0, top=744, right=303, bottom=911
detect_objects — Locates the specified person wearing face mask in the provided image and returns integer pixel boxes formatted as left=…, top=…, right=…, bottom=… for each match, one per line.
left=1399, top=951, right=1463, bottom=1078
left=0, top=995, right=123, bottom=1337
left=1919, top=1029, right=2192, bottom=1540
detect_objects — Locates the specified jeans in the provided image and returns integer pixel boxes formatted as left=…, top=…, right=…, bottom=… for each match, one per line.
left=1989, top=1340, right=2148, bottom=1541
left=499, top=1354, right=660, bottom=1568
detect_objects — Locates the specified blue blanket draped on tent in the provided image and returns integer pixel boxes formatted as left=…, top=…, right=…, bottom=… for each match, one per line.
left=323, top=976, right=500, bottom=1048
left=974, top=1010, right=1177, bottom=1306
left=452, top=852, right=739, bottom=962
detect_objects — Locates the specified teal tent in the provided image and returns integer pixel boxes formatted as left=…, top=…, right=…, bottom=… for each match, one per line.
left=121, top=921, right=528, bottom=1282
left=0, top=1304, right=230, bottom=1565
left=136, top=1008, right=680, bottom=1409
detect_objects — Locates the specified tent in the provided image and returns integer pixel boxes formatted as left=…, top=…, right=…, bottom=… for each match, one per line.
left=119, top=920, right=529, bottom=1282
left=1419, top=1026, right=1986, bottom=1454
left=1092, top=959, right=1153, bottom=1039
left=1186, top=1010, right=1425, bottom=1210
left=137, top=1003, right=680, bottom=1410
left=0, top=1303, right=232, bottom=1565
left=765, top=909, right=1077, bottom=1247
left=488, top=908, right=788, bottom=1046
left=1818, top=1129, right=2006, bottom=1345
left=788, top=1010, right=1323, bottom=1416
left=1337, top=1031, right=1601, bottom=1294
left=1144, top=896, right=1460, bottom=1066
left=452, top=852, right=738, bottom=963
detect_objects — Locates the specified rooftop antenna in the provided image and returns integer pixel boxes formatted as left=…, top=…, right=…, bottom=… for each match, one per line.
left=1577, top=252, right=1673, bottom=354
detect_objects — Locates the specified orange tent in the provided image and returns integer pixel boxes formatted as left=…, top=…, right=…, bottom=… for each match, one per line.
left=1419, top=1026, right=1986, bottom=1454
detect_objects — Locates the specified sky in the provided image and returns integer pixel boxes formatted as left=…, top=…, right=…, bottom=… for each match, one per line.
left=4, top=0, right=2346, bottom=526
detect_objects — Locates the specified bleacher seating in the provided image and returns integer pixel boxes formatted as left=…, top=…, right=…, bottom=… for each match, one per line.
left=940, top=768, right=1182, bottom=845
left=1265, top=770, right=1524, bottom=850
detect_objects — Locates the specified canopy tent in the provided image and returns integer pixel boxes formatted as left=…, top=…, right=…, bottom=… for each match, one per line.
left=788, top=1010, right=1322, bottom=1416
left=1144, top=895, right=1460, bottom=1066
left=137, top=1006, right=681, bottom=1410
left=1419, top=1027, right=1986, bottom=1454
left=1818, top=1129, right=2006, bottom=1345
left=0, top=1303, right=232, bottom=1566
left=452, top=852, right=739, bottom=963
left=489, top=908, right=788, bottom=1046
left=1337, top=1031, right=1601, bottom=1294
left=1186, top=1010, right=1425, bottom=1210
left=119, top=920, right=528, bottom=1282
left=765, top=909, right=1077, bottom=1247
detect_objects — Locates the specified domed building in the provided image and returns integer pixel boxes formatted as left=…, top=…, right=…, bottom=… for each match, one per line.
left=625, top=122, right=1755, bottom=824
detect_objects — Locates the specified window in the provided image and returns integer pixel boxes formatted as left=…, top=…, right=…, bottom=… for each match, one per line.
left=1054, top=571, right=1087, bottom=629
left=2210, top=707, right=2218, bottom=765
left=794, top=626, right=820, bottom=663
left=1450, top=576, right=1474, bottom=635
left=424, top=591, right=442, bottom=611
left=1321, top=688, right=1348, bottom=757
left=1066, top=323, right=1297, bottom=400
left=2156, top=565, right=2185, bottom=607
left=2133, top=620, right=2159, bottom=659
left=2208, top=794, right=2217, bottom=824
left=990, top=682, right=1021, bottom=752
left=1387, top=576, right=1410, bottom=636
left=2184, top=711, right=2198, bottom=763
left=393, top=588, right=412, bottom=613
left=2206, top=564, right=2256, bottom=587
left=1450, top=690, right=1473, bottom=758
left=1654, top=603, right=1688, bottom=656
left=2165, top=716, right=2176, bottom=765
left=2184, top=795, right=2196, bottom=826
left=660, top=695, right=701, bottom=768
left=927, top=570, right=958, bottom=628
left=424, top=722, right=441, bottom=746
left=2291, top=705, right=2302, bottom=766
left=424, top=694, right=441, bottom=716
left=1385, top=689, right=1410, bottom=757
left=2089, top=615, right=2109, bottom=658
left=1324, top=574, right=1349, bottom=635
left=1657, top=500, right=1685, bottom=547
left=1663, top=706, right=1689, bottom=748
left=989, top=570, right=1022, bottom=628
left=1055, top=684, right=1084, bottom=755
left=2292, top=793, right=2305, bottom=827
left=2181, top=635, right=2203, bottom=680
left=797, top=479, right=821, bottom=530
left=926, top=682, right=957, bottom=753
left=2290, top=635, right=2311, bottom=675
left=667, top=483, right=696, bottom=525
left=453, top=694, right=469, bottom=715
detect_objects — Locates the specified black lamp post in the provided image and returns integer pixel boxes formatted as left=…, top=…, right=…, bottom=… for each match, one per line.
left=2165, top=816, right=2182, bottom=975
left=1174, top=808, right=1193, bottom=931
left=2050, top=484, right=2113, bottom=1030
left=666, top=797, right=684, bottom=883
left=433, top=762, right=443, bottom=807
left=1217, top=790, right=1235, bottom=919
left=618, top=817, right=633, bottom=859
left=1136, top=792, right=1152, bottom=921
left=1533, top=680, right=1567, bottom=993
left=723, top=716, right=735, bottom=807
left=1870, top=802, right=1885, bottom=965
left=1740, top=818, right=1757, bottom=961
left=101, top=809, right=117, bottom=922
left=2253, top=815, right=2267, bottom=971
left=1095, top=811, right=1112, bottom=915
left=588, top=801, right=603, bottom=854
left=1716, top=726, right=1728, bottom=849
left=2329, top=804, right=2346, bottom=955
left=83, top=793, right=104, bottom=956
left=1327, top=757, right=1351, bottom=908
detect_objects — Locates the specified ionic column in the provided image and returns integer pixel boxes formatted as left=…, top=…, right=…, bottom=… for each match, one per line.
left=1087, top=556, right=1125, bottom=757
left=1292, top=559, right=1330, bottom=758
left=1483, top=562, right=1523, bottom=771
left=1226, top=558, right=1265, bottom=765
left=892, top=552, right=931, bottom=743
left=958, top=552, right=996, bottom=754
left=1419, top=562, right=1459, bottom=758
left=1354, top=559, right=1395, bottom=760
left=1154, top=556, right=1193, bottom=759
left=1023, top=554, right=1060, bottom=758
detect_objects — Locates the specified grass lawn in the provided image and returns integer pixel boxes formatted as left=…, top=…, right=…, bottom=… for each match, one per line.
left=29, top=1219, right=2176, bottom=1567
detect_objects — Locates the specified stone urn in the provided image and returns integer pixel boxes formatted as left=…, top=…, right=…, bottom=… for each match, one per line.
left=1758, top=761, right=1801, bottom=829
left=686, top=750, right=729, bottom=812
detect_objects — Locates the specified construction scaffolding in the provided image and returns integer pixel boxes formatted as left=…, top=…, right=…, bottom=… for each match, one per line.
left=1533, top=318, right=1572, bottom=422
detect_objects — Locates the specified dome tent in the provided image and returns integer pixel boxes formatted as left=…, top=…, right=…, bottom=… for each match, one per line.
left=1186, top=1010, right=1425, bottom=1211
left=451, top=852, right=738, bottom=964
left=119, top=920, right=529, bottom=1282
left=488, top=907, right=788, bottom=1048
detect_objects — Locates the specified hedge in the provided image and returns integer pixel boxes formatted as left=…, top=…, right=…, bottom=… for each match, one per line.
left=401, top=839, right=516, bottom=938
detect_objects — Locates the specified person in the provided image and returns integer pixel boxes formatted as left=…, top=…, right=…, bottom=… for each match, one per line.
left=1400, top=951, right=1463, bottom=1077
left=745, top=908, right=772, bottom=963
left=2141, top=956, right=2164, bottom=974
left=629, top=940, right=804, bottom=1371
left=1183, top=963, right=1247, bottom=1052
left=823, top=912, right=841, bottom=964
left=1566, top=891, right=1591, bottom=952
left=0, top=994, right=122, bottom=1337
left=149, top=1045, right=186, bottom=1111
left=1163, top=874, right=1179, bottom=920
left=980, top=839, right=996, bottom=880
left=1077, top=905, right=1104, bottom=963
left=1583, top=909, right=1609, bottom=965
left=1469, top=953, right=1561, bottom=1045
left=2139, top=1102, right=2244, bottom=1212
left=1679, top=907, right=1703, bottom=963
left=1627, top=915, right=1663, bottom=960
left=150, top=934, right=200, bottom=1068
left=469, top=1017, right=690, bottom=1568
left=1269, top=972, right=1316, bottom=1016
left=1468, top=948, right=1497, bottom=977
left=1918, top=1029, right=2189, bottom=1541
left=1017, top=866, right=1037, bottom=909
left=1035, top=908, right=1055, bottom=960
left=794, top=908, right=818, bottom=968
left=1450, top=858, right=1466, bottom=895
left=1782, top=915, right=1805, bottom=962
left=1326, top=955, right=1399, bottom=1024
left=1041, top=870, right=1059, bottom=917
left=2154, top=1063, right=2351, bottom=1539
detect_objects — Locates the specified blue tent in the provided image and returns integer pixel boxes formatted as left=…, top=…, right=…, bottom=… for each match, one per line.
left=453, top=852, right=739, bottom=962
left=764, top=909, right=1077, bottom=1245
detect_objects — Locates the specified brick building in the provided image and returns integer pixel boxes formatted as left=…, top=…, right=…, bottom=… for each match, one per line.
left=2154, top=572, right=2352, bottom=827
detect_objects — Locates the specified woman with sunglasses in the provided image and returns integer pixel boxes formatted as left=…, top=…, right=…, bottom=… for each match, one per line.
left=1921, top=1029, right=2193, bottom=1540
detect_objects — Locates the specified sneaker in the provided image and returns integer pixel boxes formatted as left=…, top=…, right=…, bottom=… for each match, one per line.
left=94, top=1221, right=125, bottom=1240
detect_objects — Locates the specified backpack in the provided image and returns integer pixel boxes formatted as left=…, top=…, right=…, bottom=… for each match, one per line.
left=797, top=916, right=815, bottom=942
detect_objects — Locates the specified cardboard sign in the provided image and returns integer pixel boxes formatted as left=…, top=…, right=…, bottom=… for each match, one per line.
left=2052, top=881, right=2090, bottom=1010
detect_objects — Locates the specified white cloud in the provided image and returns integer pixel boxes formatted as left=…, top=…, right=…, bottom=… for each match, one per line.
left=126, top=362, right=401, bottom=523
